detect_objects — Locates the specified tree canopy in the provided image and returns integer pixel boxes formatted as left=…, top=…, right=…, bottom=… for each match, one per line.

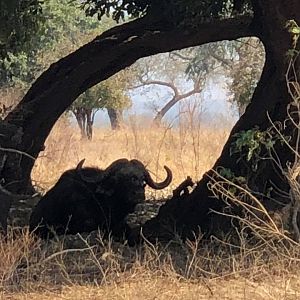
left=82, top=0, right=251, bottom=22
left=0, top=0, right=105, bottom=88
left=0, top=0, right=44, bottom=86
left=70, top=69, right=134, bottom=137
left=0, top=0, right=135, bottom=136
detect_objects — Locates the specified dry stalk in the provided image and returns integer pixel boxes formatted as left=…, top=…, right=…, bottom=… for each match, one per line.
left=207, top=170, right=298, bottom=247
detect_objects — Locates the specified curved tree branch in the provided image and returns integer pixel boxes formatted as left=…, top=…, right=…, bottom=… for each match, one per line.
left=2, top=14, right=254, bottom=191
left=135, top=78, right=180, bottom=97
left=153, top=79, right=203, bottom=123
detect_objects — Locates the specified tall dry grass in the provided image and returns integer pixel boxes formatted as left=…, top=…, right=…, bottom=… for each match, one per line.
left=1, top=226, right=300, bottom=299
left=31, top=116, right=230, bottom=195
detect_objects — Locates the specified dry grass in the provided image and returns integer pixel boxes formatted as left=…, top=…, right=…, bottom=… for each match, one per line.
left=31, top=117, right=229, bottom=195
left=3, top=115, right=300, bottom=299
left=1, top=228, right=300, bottom=300
left=5, top=276, right=300, bottom=300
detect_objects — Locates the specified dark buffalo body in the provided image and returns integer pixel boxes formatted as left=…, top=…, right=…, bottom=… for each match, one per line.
left=29, top=159, right=172, bottom=242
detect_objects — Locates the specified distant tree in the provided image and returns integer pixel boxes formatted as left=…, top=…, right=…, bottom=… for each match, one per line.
left=98, top=67, right=138, bottom=130
left=70, top=87, right=100, bottom=140
left=184, top=37, right=265, bottom=117
left=70, top=69, right=134, bottom=138
left=135, top=41, right=236, bottom=124
left=134, top=52, right=205, bottom=125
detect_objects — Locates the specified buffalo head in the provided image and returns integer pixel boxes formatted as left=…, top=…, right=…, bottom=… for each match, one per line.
left=77, top=158, right=172, bottom=206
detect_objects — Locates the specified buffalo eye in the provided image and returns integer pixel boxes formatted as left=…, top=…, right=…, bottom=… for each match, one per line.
left=131, top=175, right=139, bottom=184
left=131, top=175, right=145, bottom=187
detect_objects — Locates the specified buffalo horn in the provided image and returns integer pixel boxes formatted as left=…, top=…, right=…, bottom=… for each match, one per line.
left=144, top=165, right=172, bottom=190
left=76, top=159, right=85, bottom=170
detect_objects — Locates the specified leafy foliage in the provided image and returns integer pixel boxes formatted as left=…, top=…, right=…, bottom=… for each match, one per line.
left=71, top=70, right=133, bottom=113
left=285, top=19, right=300, bottom=50
left=172, top=0, right=231, bottom=24
left=0, top=0, right=103, bottom=88
left=231, top=127, right=280, bottom=171
left=0, top=0, right=137, bottom=137
left=0, top=0, right=44, bottom=86
left=185, top=41, right=233, bottom=79
left=0, top=0, right=43, bottom=51
left=70, top=66, right=136, bottom=137
left=184, top=37, right=265, bottom=116
left=217, top=167, right=247, bottom=196
left=81, top=0, right=252, bottom=24
left=81, top=0, right=151, bottom=22
left=230, top=38, right=265, bottom=116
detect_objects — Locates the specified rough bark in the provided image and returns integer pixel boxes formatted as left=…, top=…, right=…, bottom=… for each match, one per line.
left=0, top=193, right=11, bottom=233
left=86, top=109, right=93, bottom=140
left=142, top=0, right=300, bottom=241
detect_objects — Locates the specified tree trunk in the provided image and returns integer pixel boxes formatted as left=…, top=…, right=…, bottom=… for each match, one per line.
left=143, top=0, right=300, bottom=241
left=107, top=108, right=123, bottom=130
left=73, top=108, right=94, bottom=139
left=153, top=96, right=179, bottom=125
left=73, top=109, right=86, bottom=139
left=152, top=85, right=201, bottom=126
left=86, top=109, right=93, bottom=140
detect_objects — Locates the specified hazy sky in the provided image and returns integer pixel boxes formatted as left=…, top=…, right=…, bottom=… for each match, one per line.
left=93, top=73, right=238, bottom=128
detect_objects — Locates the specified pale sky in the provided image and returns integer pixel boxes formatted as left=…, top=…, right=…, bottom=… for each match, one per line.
left=93, top=73, right=238, bottom=128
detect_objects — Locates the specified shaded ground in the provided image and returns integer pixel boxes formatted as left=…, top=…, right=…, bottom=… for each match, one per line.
left=2, top=189, right=300, bottom=300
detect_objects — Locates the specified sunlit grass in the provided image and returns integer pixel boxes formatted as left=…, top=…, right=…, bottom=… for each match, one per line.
left=32, top=117, right=230, bottom=194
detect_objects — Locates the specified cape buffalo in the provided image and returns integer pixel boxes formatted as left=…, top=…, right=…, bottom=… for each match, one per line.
left=29, top=158, right=172, bottom=243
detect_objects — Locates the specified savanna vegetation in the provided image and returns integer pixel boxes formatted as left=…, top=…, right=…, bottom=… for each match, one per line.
left=0, top=0, right=300, bottom=298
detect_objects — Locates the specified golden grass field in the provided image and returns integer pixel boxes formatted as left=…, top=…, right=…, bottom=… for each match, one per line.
left=31, top=117, right=230, bottom=194
left=2, top=117, right=300, bottom=299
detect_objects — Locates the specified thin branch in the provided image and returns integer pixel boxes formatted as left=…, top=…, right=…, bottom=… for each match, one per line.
left=208, top=170, right=279, bottom=231
left=0, top=184, right=34, bottom=199
left=134, top=77, right=180, bottom=96
left=208, top=50, right=234, bottom=68
left=0, top=147, right=35, bottom=160
left=169, top=52, right=194, bottom=61
left=267, top=112, right=300, bottom=160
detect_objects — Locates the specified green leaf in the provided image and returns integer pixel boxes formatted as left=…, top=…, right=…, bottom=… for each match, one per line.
left=291, top=27, right=300, bottom=34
